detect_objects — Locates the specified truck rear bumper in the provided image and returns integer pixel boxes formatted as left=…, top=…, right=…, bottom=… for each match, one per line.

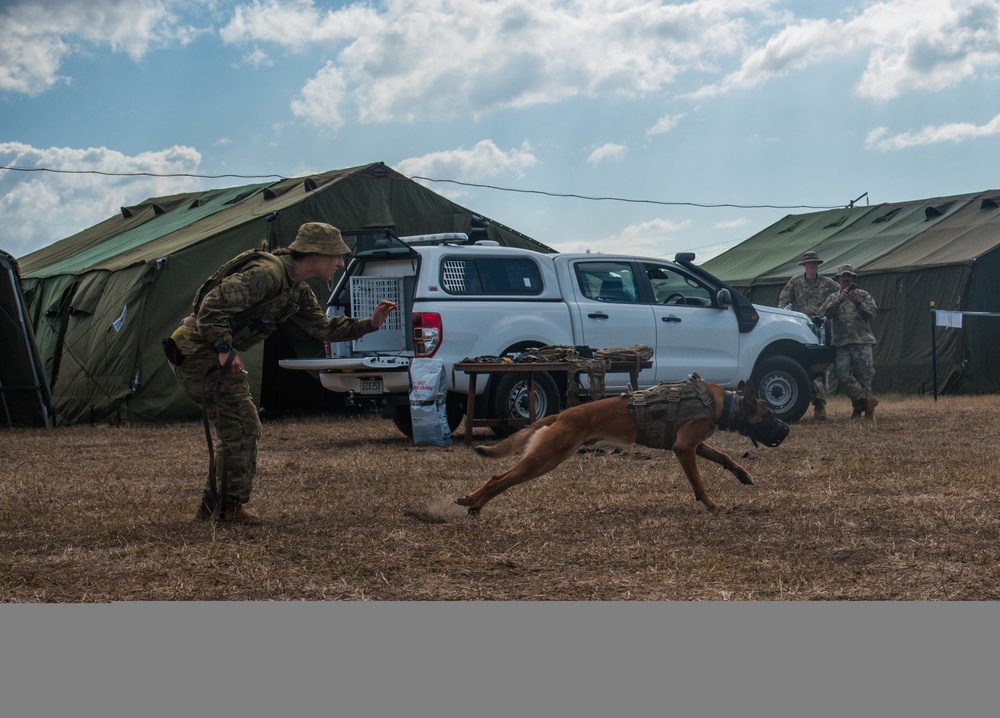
left=279, top=356, right=412, bottom=395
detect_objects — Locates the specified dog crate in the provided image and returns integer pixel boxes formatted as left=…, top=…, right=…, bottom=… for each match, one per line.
left=350, top=275, right=409, bottom=352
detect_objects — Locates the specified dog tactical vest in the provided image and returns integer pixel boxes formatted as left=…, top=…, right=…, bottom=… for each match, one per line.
left=626, top=374, right=716, bottom=450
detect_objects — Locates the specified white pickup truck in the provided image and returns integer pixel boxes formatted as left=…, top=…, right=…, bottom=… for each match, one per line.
left=280, top=230, right=834, bottom=436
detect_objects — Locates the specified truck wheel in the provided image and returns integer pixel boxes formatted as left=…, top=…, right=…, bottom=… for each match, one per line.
left=491, top=371, right=560, bottom=437
left=751, top=355, right=811, bottom=423
left=391, top=394, right=466, bottom=438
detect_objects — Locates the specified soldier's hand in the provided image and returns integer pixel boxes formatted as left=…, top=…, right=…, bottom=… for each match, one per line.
left=370, top=300, right=398, bottom=328
left=219, top=350, right=245, bottom=375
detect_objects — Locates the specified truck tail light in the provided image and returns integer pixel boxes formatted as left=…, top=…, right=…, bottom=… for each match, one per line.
left=413, top=313, right=442, bottom=357
left=324, top=341, right=331, bottom=358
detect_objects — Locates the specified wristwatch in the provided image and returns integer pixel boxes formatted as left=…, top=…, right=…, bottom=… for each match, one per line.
left=216, top=341, right=233, bottom=354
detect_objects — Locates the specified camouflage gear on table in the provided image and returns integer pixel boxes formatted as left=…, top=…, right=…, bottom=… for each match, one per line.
left=778, top=274, right=839, bottom=317
left=167, top=246, right=381, bottom=510
left=834, top=343, right=876, bottom=403
left=819, top=287, right=877, bottom=347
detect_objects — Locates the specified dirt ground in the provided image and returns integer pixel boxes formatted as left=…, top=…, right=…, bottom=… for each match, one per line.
left=2, top=394, right=999, bottom=601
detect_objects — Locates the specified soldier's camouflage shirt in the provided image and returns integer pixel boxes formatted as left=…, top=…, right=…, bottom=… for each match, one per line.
left=819, top=287, right=878, bottom=347
left=777, top=273, right=839, bottom=316
left=178, top=251, right=375, bottom=353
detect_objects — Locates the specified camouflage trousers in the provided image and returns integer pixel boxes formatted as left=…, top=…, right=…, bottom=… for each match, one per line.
left=168, top=346, right=261, bottom=506
left=834, top=343, right=875, bottom=403
left=811, top=370, right=829, bottom=406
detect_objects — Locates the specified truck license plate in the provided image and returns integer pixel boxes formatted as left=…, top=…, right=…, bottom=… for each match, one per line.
left=359, top=378, right=382, bottom=394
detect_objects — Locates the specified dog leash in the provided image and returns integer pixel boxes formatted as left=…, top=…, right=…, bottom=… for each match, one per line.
left=200, top=351, right=236, bottom=520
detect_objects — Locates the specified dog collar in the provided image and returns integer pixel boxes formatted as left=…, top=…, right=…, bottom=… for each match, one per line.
left=718, top=390, right=740, bottom=432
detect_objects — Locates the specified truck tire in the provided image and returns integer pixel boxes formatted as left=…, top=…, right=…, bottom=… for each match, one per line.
left=751, top=355, right=811, bottom=423
left=491, top=371, right=560, bottom=437
left=391, top=393, right=466, bottom=438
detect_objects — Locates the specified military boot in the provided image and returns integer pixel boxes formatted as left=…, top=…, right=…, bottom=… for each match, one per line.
left=813, top=401, right=828, bottom=421
left=863, top=396, right=879, bottom=420
left=851, top=399, right=865, bottom=419
left=193, top=497, right=215, bottom=521
left=217, top=503, right=264, bottom=526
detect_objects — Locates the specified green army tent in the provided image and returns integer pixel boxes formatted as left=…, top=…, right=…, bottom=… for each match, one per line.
left=702, top=190, right=1000, bottom=394
left=17, top=162, right=553, bottom=425
left=1, top=249, right=54, bottom=427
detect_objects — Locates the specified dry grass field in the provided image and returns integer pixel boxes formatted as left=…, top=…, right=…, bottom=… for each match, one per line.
left=3, top=394, right=1000, bottom=602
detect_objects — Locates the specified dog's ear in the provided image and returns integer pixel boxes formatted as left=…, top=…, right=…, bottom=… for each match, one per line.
left=742, top=382, right=761, bottom=416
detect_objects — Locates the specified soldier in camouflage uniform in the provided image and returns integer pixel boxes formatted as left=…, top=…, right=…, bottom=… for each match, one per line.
left=778, top=251, right=839, bottom=420
left=165, top=222, right=397, bottom=523
left=819, top=264, right=879, bottom=420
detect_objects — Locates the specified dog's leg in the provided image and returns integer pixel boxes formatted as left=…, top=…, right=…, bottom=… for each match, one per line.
left=457, top=424, right=587, bottom=515
left=672, top=418, right=726, bottom=511
left=696, top=443, right=753, bottom=486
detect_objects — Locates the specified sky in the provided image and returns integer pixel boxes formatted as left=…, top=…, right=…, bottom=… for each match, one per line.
left=2, top=0, right=1000, bottom=264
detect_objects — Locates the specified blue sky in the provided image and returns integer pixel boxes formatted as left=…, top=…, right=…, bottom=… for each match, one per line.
left=2, top=0, right=1000, bottom=262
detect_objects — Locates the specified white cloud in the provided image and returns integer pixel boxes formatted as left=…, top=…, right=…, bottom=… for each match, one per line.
left=647, top=114, right=686, bottom=136
left=395, top=140, right=537, bottom=180
left=221, top=0, right=775, bottom=127
left=691, top=0, right=1000, bottom=100
left=713, top=217, right=752, bottom=230
left=866, top=113, right=1000, bottom=150
left=243, top=48, right=274, bottom=68
left=0, top=0, right=201, bottom=95
left=587, top=143, right=628, bottom=166
left=0, top=142, right=203, bottom=256
left=290, top=61, right=348, bottom=130
left=558, top=217, right=692, bottom=256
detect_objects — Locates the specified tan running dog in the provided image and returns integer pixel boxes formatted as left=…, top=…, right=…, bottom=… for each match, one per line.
left=456, top=375, right=788, bottom=516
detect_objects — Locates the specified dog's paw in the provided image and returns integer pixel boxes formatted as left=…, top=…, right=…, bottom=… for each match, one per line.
left=736, top=471, right=753, bottom=486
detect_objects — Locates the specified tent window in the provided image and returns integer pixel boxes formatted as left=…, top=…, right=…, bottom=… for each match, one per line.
left=777, top=220, right=801, bottom=235
left=872, top=208, right=901, bottom=224
left=822, top=216, right=849, bottom=229
left=69, top=272, right=111, bottom=315
left=981, top=198, right=999, bottom=210
left=924, top=202, right=953, bottom=220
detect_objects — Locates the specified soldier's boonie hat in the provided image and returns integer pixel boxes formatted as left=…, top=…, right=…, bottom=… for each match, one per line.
left=289, top=222, right=350, bottom=256
left=834, top=264, right=858, bottom=278
left=799, top=251, right=823, bottom=265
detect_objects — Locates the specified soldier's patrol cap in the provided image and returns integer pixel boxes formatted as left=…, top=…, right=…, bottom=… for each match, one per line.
left=799, top=251, right=823, bottom=265
left=289, top=222, right=350, bottom=256
left=834, top=264, right=858, bottom=278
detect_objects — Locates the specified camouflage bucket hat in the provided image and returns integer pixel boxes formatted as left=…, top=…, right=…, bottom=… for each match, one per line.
left=799, top=251, right=823, bottom=265
left=834, top=264, right=858, bottom=278
left=289, top=222, right=350, bottom=256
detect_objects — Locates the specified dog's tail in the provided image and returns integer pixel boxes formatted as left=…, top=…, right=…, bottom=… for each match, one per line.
left=474, top=415, right=559, bottom=459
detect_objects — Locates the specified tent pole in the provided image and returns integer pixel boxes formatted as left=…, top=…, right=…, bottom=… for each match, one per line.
left=3, top=256, right=53, bottom=427
left=930, top=302, right=938, bottom=402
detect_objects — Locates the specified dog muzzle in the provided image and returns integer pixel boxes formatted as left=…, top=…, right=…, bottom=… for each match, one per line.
left=747, top=417, right=789, bottom=448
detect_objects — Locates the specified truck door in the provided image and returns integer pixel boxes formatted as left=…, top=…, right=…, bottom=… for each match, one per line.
left=642, top=262, right=740, bottom=384
left=571, top=259, right=657, bottom=391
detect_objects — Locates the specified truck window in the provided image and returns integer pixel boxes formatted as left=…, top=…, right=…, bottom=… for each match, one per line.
left=440, top=257, right=544, bottom=295
left=575, top=261, right=639, bottom=303
left=643, top=263, right=714, bottom=307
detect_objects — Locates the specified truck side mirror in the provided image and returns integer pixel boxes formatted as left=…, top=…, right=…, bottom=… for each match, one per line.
left=716, top=288, right=732, bottom=308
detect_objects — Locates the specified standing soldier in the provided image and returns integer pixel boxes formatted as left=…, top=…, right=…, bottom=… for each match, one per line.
left=778, top=251, right=839, bottom=420
left=819, top=264, right=879, bottom=420
left=163, top=222, right=397, bottom=524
